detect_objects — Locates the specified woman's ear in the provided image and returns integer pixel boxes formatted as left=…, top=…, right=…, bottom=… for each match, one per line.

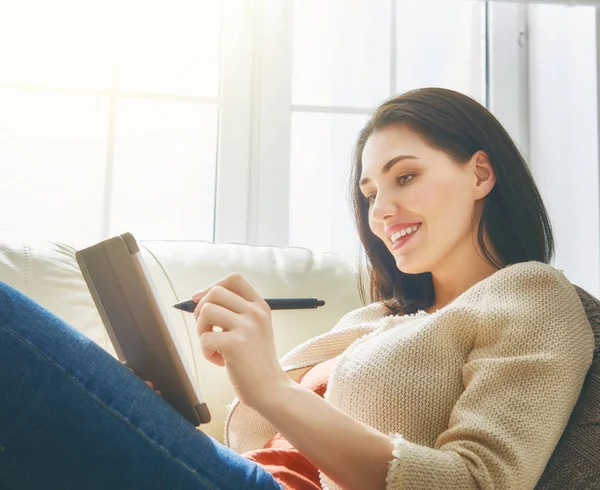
left=472, top=151, right=496, bottom=200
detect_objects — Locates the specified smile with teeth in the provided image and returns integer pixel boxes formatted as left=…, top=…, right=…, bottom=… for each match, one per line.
left=390, top=224, right=421, bottom=244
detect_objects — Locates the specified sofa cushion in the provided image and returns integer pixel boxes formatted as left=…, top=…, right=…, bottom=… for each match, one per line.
left=535, top=285, right=600, bottom=489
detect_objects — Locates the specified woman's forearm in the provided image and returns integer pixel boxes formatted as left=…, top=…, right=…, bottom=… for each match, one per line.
left=255, top=380, right=394, bottom=490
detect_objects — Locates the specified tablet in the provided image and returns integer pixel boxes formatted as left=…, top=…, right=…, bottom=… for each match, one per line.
left=75, top=232, right=211, bottom=427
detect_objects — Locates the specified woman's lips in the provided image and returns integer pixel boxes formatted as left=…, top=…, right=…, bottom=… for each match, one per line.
left=391, top=225, right=420, bottom=250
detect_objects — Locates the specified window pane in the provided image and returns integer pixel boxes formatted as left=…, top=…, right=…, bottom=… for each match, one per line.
left=289, top=112, right=368, bottom=255
left=110, top=98, right=218, bottom=241
left=0, top=0, right=114, bottom=90
left=0, top=89, right=109, bottom=245
left=292, top=0, right=391, bottom=108
left=119, top=0, right=222, bottom=97
left=528, top=4, right=599, bottom=295
left=396, top=0, right=486, bottom=103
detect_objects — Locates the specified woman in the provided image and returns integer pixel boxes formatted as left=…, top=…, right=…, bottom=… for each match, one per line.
left=0, top=87, right=594, bottom=490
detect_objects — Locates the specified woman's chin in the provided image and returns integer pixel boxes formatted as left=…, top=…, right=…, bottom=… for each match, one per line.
left=393, top=254, right=428, bottom=275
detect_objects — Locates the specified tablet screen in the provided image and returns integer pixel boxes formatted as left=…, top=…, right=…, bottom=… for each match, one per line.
left=131, top=249, right=206, bottom=406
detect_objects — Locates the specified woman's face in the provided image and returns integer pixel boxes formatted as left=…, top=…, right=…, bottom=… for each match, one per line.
left=359, top=124, right=487, bottom=275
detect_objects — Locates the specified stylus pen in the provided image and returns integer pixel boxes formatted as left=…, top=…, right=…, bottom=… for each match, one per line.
left=173, top=297, right=325, bottom=313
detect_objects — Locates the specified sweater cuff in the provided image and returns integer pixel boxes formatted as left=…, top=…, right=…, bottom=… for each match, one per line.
left=386, top=433, right=479, bottom=490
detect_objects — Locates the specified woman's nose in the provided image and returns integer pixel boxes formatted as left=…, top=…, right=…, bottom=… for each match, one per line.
left=371, top=192, right=398, bottom=222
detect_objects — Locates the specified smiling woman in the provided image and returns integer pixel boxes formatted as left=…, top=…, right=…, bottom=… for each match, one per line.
left=350, top=87, right=554, bottom=316
left=222, top=87, right=594, bottom=490
left=0, top=86, right=596, bottom=490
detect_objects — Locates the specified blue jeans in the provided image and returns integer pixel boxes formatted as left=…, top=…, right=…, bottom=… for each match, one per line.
left=0, top=281, right=284, bottom=490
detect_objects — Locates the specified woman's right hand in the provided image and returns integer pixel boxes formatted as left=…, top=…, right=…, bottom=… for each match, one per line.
left=121, top=361, right=162, bottom=396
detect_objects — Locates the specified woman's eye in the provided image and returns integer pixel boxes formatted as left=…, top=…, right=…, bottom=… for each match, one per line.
left=363, top=175, right=414, bottom=203
left=397, top=174, right=415, bottom=185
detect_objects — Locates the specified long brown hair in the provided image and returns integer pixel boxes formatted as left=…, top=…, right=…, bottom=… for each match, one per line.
left=350, top=87, right=554, bottom=315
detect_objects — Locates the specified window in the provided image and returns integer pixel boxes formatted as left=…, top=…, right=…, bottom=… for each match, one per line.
left=0, top=0, right=225, bottom=247
left=287, top=0, right=487, bottom=256
left=0, top=0, right=502, bottom=258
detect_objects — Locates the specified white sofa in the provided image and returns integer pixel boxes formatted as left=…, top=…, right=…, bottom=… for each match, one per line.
left=0, top=231, right=364, bottom=442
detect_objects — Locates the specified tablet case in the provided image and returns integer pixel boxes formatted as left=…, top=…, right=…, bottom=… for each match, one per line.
left=75, top=232, right=211, bottom=426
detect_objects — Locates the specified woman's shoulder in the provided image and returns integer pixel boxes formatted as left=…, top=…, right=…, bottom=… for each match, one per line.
left=472, top=260, right=588, bottom=323
left=494, top=260, right=565, bottom=278
left=470, top=261, right=594, bottom=366
left=485, top=260, right=572, bottom=294
left=429, top=261, right=583, bottom=324
left=338, top=262, right=578, bottom=324
left=483, top=259, right=561, bottom=279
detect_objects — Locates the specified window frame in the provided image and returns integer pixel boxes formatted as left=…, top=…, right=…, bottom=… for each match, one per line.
left=232, top=0, right=526, bottom=250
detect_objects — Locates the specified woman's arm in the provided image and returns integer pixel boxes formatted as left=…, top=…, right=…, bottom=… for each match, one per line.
left=192, top=274, right=394, bottom=490
left=255, top=377, right=394, bottom=490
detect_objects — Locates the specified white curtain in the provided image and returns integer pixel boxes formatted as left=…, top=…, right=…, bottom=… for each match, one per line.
left=527, top=3, right=600, bottom=296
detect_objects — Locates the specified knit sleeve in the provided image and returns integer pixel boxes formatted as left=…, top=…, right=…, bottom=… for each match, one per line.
left=385, top=262, right=595, bottom=490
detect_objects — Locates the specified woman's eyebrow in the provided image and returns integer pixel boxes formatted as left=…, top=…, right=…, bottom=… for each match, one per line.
left=359, top=155, right=419, bottom=186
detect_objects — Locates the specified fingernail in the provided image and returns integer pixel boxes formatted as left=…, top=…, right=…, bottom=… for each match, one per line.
left=192, top=289, right=207, bottom=301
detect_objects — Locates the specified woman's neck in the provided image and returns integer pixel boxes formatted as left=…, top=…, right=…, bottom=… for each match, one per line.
left=429, top=239, right=502, bottom=313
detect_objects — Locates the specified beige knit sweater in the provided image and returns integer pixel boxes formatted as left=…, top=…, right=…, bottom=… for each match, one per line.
left=224, top=261, right=595, bottom=489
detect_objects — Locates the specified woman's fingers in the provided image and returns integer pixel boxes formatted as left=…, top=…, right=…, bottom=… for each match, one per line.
left=193, top=274, right=264, bottom=316
left=121, top=361, right=161, bottom=397
left=199, top=330, right=227, bottom=367
left=121, top=360, right=136, bottom=374
left=145, top=380, right=162, bottom=396
left=193, top=285, right=250, bottom=321
left=215, top=273, right=263, bottom=303
left=196, top=301, right=244, bottom=337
